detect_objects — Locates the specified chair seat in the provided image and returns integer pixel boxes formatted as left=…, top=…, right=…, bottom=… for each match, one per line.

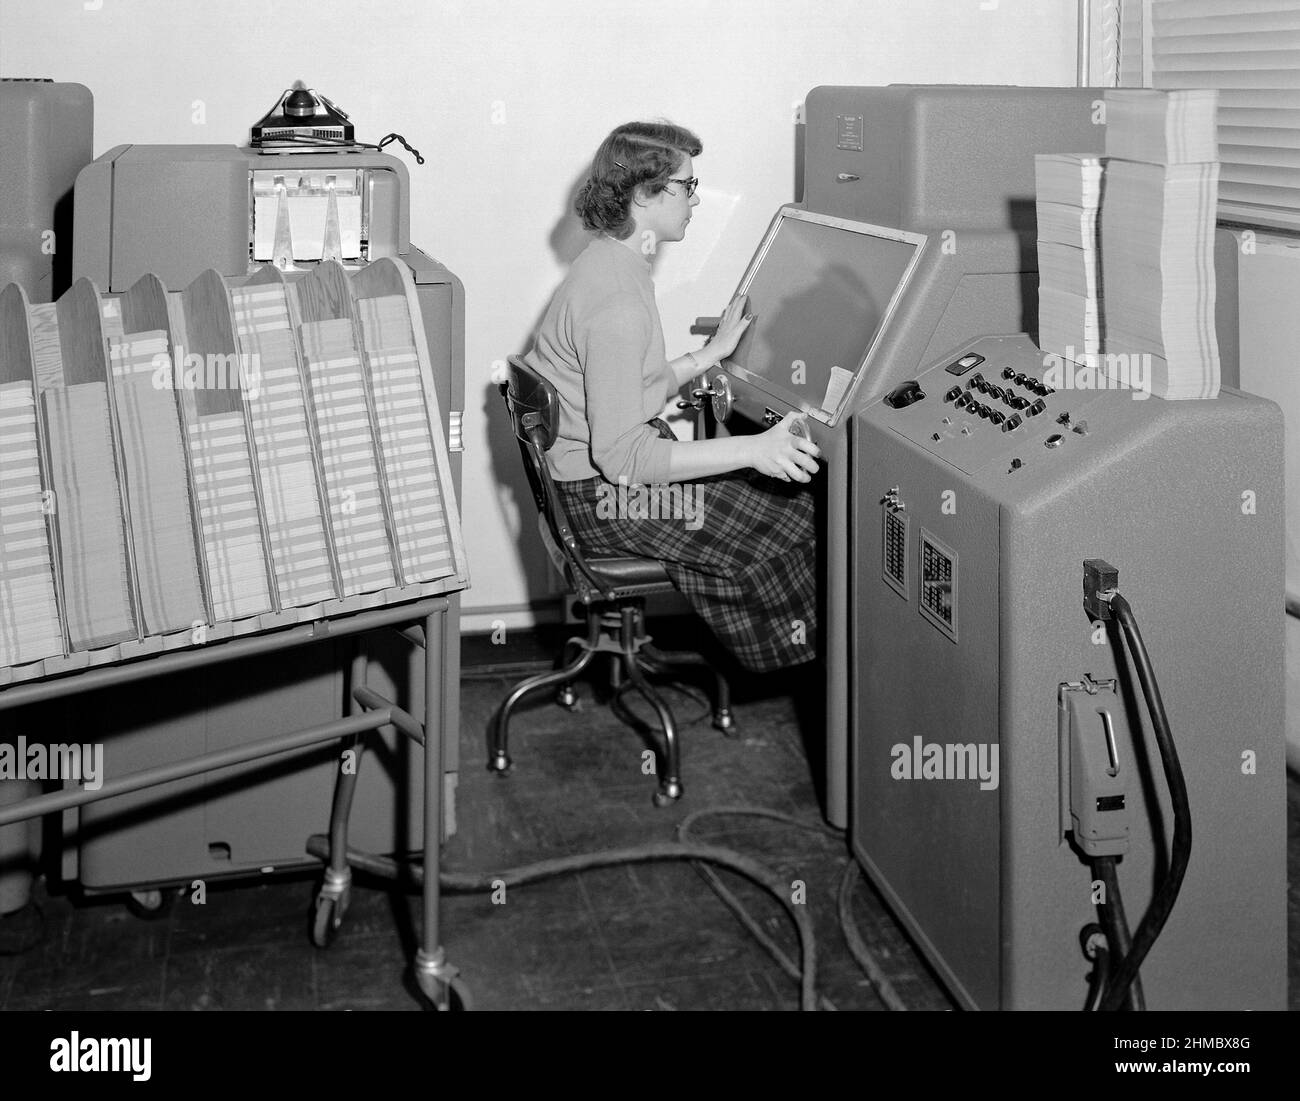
left=584, top=555, right=673, bottom=590
left=536, top=514, right=673, bottom=599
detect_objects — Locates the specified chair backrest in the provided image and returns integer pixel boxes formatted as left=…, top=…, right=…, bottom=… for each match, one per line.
left=502, top=355, right=610, bottom=599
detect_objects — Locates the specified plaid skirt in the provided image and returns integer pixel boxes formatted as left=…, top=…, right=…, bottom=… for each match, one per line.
left=554, top=421, right=818, bottom=673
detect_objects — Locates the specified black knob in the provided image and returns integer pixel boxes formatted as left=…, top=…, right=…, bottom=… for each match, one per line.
left=970, top=372, right=985, bottom=388
left=1002, top=413, right=1022, bottom=432
left=989, top=410, right=1005, bottom=425
left=1028, top=398, right=1047, bottom=417
left=945, top=385, right=962, bottom=402
left=886, top=379, right=926, bottom=408
left=976, top=404, right=990, bottom=419
left=1001, top=366, right=1016, bottom=380
left=285, top=88, right=319, bottom=117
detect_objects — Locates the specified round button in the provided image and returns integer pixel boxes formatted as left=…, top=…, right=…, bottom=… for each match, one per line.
left=1044, top=433, right=1064, bottom=448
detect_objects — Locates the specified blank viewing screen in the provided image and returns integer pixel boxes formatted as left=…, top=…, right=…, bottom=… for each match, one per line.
left=729, top=217, right=919, bottom=414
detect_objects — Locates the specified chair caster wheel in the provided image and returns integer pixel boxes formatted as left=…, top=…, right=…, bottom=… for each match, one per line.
left=652, top=780, right=683, bottom=807
left=555, top=684, right=579, bottom=710
left=488, top=750, right=512, bottom=774
left=712, top=708, right=738, bottom=737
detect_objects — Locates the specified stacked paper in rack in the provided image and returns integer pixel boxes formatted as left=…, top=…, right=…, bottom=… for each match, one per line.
left=230, top=284, right=337, bottom=608
left=186, top=410, right=274, bottom=622
left=109, top=330, right=206, bottom=635
left=300, top=318, right=397, bottom=596
left=0, top=380, right=64, bottom=666
left=355, top=294, right=455, bottom=586
left=1100, top=89, right=1221, bottom=400
left=1036, top=154, right=1103, bottom=361
left=43, top=383, right=138, bottom=650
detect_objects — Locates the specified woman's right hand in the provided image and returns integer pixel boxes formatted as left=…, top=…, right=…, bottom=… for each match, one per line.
left=746, top=413, right=822, bottom=482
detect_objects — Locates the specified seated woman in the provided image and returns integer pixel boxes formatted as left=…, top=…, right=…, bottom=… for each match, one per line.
left=521, top=120, right=822, bottom=673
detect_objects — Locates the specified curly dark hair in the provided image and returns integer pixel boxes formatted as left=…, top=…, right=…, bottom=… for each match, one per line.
left=574, top=121, right=702, bottom=240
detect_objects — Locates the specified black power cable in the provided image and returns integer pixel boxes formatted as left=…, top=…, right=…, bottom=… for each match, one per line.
left=1079, top=923, right=1110, bottom=1012
left=1091, top=855, right=1144, bottom=1011
left=1098, top=592, right=1192, bottom=1012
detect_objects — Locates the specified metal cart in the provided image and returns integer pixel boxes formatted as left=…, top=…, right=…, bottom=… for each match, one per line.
left=0, top=593, right=469, bottom=1011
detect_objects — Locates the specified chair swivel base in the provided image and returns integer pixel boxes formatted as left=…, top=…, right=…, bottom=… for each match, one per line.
left=488, top=603, right=733, bottom=804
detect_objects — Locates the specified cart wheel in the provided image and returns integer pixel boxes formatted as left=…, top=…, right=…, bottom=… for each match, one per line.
left=126, top=888, right=175, bottom=921
left=418, top=972, right=473, bottom=1011
left=310, top=888, right=349, bottom=949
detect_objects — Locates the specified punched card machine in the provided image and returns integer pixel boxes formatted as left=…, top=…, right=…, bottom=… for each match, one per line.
left=709, top=86, right=1106, bottom=825
left=852, top=335, right=1285, bottom=1009
left=62, top=144, right=465, bottom=894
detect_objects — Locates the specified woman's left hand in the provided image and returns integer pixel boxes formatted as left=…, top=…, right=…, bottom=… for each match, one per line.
left=703, top=294, right=752, bottom=364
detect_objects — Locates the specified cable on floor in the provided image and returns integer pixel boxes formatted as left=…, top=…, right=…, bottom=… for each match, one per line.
left=676, top=806, right=907, bottom=1012
left=437, top=839, right=819, bottom=1010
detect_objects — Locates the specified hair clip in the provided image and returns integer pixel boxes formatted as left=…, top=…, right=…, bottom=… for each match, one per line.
left=613, top=160, right=628, bottom=170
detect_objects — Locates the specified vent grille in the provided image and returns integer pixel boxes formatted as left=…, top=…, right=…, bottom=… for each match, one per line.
left=882, top=505, right=907, bottom=598
left=919, top=530, right=957, bottom=641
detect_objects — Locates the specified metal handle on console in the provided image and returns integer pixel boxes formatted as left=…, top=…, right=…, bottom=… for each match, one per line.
left=710, top=372, right=732, bottom=423
left=836, top=173, right=860, bottom=182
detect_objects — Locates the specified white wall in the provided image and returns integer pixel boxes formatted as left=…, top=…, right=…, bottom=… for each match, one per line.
left=0, top=0, right=1080, bottom=629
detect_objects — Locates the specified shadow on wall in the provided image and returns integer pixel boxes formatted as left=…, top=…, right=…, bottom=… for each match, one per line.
left=483, top=166, right=692, bottom=610
left=483, top=170, right=594, bottom=607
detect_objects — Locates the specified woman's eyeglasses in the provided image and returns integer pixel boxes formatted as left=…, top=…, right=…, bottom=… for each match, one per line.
left=666, top=177, right=698, bottom=198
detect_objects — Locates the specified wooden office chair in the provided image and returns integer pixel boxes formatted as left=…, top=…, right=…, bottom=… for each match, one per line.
left=492, top=355, right=736, bottom=804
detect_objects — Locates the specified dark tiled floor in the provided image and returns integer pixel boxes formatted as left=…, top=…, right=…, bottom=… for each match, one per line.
left=0, top=624, right=1297, bottom=1011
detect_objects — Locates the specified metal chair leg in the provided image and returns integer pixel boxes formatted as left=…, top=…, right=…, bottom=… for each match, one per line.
left=640, top=643, right=737, bottom=737
left=489, top=635, right=598, bottom=774
left=621, top=607, right=682, bottom=805
left=554, top=636, right=582, bottom=710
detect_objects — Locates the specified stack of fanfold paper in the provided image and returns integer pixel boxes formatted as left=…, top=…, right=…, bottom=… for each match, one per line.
left=299, top=317, right=397, bottom=595
left=0, top=380, right=64, bottom=666
left=42, top=383, right=137, bottom=649
left=1100, top=89, right=1221, bottom=399
left=185, top=410, right=274, bottom=622
left=108, top=330, right=206, bottom=635
left=230, top=284, right=337, bottom=607
left=355, top=294, right=455, bottom=585
left=1035, top=153, right=1103, bottom=361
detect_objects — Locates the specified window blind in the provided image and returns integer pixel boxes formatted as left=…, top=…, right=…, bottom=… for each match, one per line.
left=1150, top=0, right=1300, bottom=230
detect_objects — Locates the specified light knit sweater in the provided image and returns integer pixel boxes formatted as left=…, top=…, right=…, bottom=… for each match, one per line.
left=522, top=235, right=677, bottom=485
